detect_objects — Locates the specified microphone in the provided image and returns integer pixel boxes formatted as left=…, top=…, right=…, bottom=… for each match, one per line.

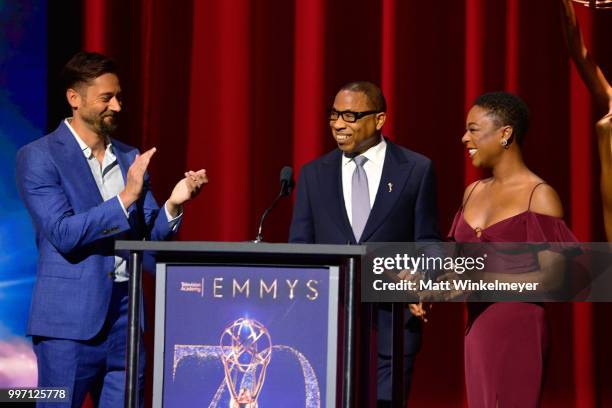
left=254, top=166, right=294, bottom=243
left=279, top=166, right=294, bottom=197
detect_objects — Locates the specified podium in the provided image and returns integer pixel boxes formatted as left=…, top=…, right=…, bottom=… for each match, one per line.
left=116, top=241, right=378, bottom=408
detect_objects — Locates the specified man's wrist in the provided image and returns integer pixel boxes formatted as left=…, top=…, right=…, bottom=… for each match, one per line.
left=119, top=190, right=138, bottom=209
left=165, top=199, right=183, bottom=218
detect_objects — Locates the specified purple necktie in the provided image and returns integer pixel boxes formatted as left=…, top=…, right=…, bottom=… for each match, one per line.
left=351, top=155, right=370, bottom=241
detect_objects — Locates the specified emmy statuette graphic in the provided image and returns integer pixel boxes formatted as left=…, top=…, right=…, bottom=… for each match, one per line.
left=219, top=318, right=273, bottom=408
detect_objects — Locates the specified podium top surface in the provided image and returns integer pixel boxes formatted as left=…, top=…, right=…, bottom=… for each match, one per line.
left=115, top=240, right=366, bottom=257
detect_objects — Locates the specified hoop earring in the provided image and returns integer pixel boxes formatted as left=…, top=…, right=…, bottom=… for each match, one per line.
left=500, top=138, right=510, bottom=149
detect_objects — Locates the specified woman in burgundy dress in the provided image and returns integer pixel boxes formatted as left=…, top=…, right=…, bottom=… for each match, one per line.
left=449, top=92, right=577, bottom=407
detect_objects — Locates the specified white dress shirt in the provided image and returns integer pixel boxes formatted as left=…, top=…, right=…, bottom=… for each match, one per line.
left=65, top=118, right=181, bottom=281
left=341, top=137, right=387, bottom=225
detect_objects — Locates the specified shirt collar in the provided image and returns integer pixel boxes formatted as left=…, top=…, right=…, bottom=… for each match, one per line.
left=64, top=118, right=113, bottom=160
left=342, top=136, right=387, bottom=167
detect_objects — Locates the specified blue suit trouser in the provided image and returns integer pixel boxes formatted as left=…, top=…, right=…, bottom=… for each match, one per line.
left=33, top=282, right=145, bottom=408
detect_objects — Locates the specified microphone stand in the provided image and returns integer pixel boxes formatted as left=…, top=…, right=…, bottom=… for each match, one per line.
left=254, top=181, right=290, bottom=243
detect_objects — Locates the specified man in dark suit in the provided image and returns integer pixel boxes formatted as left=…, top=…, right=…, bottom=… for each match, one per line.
left=289, top=81, right=440, bottom=407
left=16, top=51, right=207, bottom=407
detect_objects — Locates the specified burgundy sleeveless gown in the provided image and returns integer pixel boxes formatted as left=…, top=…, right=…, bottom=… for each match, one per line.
left=448, top=209, right=577, bottom=408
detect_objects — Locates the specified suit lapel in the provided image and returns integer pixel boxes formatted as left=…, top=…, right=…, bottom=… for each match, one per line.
left=49, top=122, right=104, bottom=209
left=360, top=140, right=415, bottom=242
left=319, top=150, right=356, bottom=243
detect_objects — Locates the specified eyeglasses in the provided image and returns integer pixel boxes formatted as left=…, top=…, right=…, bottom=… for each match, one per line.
left=328, top=109, right=379, bottom=123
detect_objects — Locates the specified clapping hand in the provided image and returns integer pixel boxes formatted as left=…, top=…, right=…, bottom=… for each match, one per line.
left=166, top=170, right=208, bottom=216
left=120, top=147, right=157, bottom=209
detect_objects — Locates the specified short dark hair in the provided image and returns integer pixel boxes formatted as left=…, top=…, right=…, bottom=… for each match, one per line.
left=339, top=81, right=387, bottom=112
left=473, top=91, right=530, bottom=145
left=61, top=51, right=118, bottom=91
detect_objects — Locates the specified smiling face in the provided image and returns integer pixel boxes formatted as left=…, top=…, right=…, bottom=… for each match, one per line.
left=330, top=90, right=385, bottom=154
left=462, top=105, right=512, bottom=168
left=69, top=73, right=122, bottom=136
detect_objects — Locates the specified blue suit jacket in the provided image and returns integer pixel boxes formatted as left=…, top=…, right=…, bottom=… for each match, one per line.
left=16, top=122, right=176, bottom=340
left=289, top=139, right=440, bottom=355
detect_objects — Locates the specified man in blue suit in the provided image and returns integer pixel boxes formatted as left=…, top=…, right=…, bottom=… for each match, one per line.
left=289, top=81, right=440, bottom=407
left=16, top=51, right=208, bottom=407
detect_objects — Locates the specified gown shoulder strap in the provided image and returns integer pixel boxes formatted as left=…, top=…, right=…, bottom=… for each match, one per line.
left=462, top=180, right=481, bottom=208
left=528, top=182, right=547, bottom=211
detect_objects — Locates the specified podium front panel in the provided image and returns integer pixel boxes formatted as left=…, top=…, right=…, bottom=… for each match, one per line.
left=153, top=263, right=340, bottom=408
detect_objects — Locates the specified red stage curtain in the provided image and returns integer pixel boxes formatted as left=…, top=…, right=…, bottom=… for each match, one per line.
left=80, top=0, right=612, bottom=406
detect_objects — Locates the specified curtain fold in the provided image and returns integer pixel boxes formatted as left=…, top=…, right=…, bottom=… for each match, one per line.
left=381, top=0, right=397, bottom=139
left=293, top=0, right=326, bottom=172
left=569, top=8, right=596, bottom=408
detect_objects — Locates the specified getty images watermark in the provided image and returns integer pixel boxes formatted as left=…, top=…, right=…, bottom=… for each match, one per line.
left=372, top=252, right=539, bottom=293
left=361, top=242, right=612, bottom=302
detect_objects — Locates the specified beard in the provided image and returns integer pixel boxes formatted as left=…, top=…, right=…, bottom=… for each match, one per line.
left=82, top=110, right=119, bottom=136
left=98, top=113, right=119, bottom=135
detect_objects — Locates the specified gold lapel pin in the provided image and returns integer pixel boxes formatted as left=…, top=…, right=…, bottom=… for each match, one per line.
left=388, top=182, right=393, bottom=192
